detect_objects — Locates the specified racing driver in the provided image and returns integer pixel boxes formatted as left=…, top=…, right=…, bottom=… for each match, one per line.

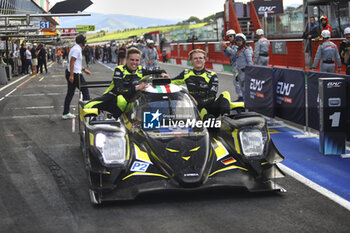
left=171, top=49, right=231, bottom=119
left=84, top=47, right=168, bottom=119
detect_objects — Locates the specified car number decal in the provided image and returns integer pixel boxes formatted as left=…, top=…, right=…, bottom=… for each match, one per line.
left=130, top=161, right=150, bottom=172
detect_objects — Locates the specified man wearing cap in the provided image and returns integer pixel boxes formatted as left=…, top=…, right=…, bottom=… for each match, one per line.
left=232, top=33, right=253, bottom=101
left=254, top=29, right=270, bottom=66
left=220, top=29, right=243, bottom=101
left=144, top=40, right=159, bottom=69
left=312, top=30, right=341, bottom=73
left=62, top=34, right=91, bottom=119
left=31, top=43, right=38, bottom=74
left=137, top=36, right=147, bottom=66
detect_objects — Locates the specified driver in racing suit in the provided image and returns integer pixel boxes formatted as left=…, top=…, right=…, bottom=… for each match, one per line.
left=84, top=48, right=168, bottom=119
left=171, top=49, right=231, bottom=119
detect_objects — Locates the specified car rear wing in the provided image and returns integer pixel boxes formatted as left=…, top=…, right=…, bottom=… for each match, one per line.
left=78, top=81, right=111, bottom=101
left=79, top=80, right=111, bottom=89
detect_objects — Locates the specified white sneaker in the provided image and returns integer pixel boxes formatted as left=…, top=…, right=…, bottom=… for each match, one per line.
left=62, top=113, right=75, bottom=119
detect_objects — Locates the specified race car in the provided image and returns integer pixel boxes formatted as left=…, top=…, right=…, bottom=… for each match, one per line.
left=78, top=78, right=286, bottom=204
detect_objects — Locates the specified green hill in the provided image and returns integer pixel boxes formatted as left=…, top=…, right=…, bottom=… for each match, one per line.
left=87, top=23, right=207, bottom=43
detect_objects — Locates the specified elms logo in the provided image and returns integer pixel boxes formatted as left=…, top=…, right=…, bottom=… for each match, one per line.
left=143, top=110, right=162, bottom=129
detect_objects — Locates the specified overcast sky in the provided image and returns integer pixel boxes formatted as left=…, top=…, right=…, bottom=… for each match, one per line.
left=49, top=0, right=303, bottom=19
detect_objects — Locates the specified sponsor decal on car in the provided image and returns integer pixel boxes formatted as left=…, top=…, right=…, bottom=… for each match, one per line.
left=130, top=161, right=150, bottom=172
left=221, top=157, right=236, bottom=166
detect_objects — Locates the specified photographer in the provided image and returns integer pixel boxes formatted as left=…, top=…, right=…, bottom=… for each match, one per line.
left=339, top=27, right=350, bottom=74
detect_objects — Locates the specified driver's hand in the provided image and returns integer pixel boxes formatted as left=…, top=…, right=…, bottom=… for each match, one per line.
left=161, top=73, right=170, bottom=78
left=135, top=82, right=148, bottom=91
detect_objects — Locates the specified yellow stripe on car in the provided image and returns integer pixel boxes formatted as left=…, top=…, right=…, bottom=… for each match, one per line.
left=89, top=133, right=94, bottom=146
left=166, top=148, right=179, bottom=152
left=209, top=165, right=248, bottom=177
left=122, top=172, right=168, bottom=180
left=189, top=146, right=200, bottom=152
left=232, top=130, right=241, bottom=154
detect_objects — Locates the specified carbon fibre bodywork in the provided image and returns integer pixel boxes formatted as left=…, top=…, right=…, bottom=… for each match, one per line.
left=78, top=81, right=286, bottom=204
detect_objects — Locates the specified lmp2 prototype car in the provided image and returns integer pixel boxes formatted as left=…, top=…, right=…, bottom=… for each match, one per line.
left=78, top=79, right=286, bottom=205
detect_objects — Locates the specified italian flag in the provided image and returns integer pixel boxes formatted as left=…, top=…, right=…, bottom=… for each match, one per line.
left=156, top=85, right=172, bottom=94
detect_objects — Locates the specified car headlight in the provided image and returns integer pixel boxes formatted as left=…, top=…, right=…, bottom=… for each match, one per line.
left=239, top=129, right=265, bottom=157
left=95, top=132, right=126, bottom=165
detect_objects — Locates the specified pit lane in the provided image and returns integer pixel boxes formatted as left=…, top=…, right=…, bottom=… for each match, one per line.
left=0, top=61, right=349, bottom=233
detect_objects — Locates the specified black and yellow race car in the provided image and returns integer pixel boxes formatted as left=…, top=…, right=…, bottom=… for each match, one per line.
left=78, top=79, right=286, bottom=205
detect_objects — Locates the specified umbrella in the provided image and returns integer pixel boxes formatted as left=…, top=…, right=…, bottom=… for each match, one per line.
left=49, top=0, right=93, bottom=13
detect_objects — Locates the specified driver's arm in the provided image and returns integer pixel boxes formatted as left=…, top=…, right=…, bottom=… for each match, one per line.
left=170, top=70, right=186, bottom=85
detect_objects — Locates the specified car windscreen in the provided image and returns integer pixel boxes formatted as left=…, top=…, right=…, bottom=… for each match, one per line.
left=136, top=92, right=199, bottom=121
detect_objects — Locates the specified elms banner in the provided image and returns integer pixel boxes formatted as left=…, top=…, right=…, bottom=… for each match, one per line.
left=273, top=68, right=306, bottom=126
left=245, top=65, right=275, bottom=118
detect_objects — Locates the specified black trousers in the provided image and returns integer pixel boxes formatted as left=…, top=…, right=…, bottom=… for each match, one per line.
left=198, top=94, right=230, bottom=118
left=38, top=58, right=47, bottom=73
left=84, top=94, right=123, bottom=119
left=63, top=70, right=90, bottom=115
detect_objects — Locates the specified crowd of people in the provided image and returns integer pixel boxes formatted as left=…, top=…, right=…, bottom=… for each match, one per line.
left=10, top=42, right=51, bottom=75
left=77, top=37, right=167, bottom=70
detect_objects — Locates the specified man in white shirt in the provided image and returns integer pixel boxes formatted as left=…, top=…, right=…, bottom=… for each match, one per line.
left=62, top=34, right=91, bottom=119
left=25, top=46, right=32, bottom=74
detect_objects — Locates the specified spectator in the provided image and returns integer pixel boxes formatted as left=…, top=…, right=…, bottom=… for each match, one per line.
left=83, top=45, right=90, bottom=67
left=137, top=36, right=147, bottom=66
left=37, top=44, right=48, bottom=73
left=308, top=16, right=319, bottom=39
left=102, top=45, right=108, bottom=63
left=340, top=27, right=350, bottom=74
left=25, top=46, right=32, bottom=74
left=90, top=46, right=95, bottom=64
left=118, top=44, right=126, bottom=65
left=111, top=43, right=118, bottom=64
left=95, top=45, right=100, bottom=61
left=254, top=29, right=270, bottom=66
left=13, top=47, right=21, bottom=75
left=19, top=43, right=26, bottom=74
left=62, top=34, right=91, bottom=119
left=162, top=49, right=168, bottom=63
left=31, top=43, right=38, bottom=74
left=220, top=29, right=243, bottom=101
left=320, top=15, right=332, bottom=37
left=107, top=44, right=112, bottom=63
left=231, top=33, right=253, bottom=101
left=312, top=30, right=341, bottom=73
left=144, top=40, right=159, bottom=69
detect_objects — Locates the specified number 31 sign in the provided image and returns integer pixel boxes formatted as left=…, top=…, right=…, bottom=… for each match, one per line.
left=40, top=21, right=50, bottom=29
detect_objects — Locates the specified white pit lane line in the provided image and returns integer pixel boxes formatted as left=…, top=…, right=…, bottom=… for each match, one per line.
left=279, top=164, right=350, bottom=211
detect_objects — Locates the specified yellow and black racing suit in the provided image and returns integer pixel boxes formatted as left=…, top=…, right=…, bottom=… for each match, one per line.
left=171, top=68, right=231, bottom=118
left=84, top=64, right=164, bottom=118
